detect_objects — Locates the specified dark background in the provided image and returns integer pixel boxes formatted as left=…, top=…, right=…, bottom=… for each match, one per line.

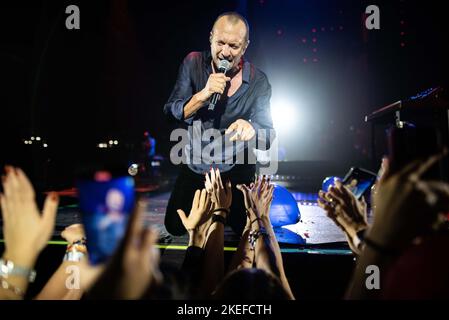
left=1, top=0, right=448, bottom=190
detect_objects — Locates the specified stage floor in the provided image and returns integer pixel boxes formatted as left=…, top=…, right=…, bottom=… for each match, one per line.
left=45, top=190, right=357, bottom=250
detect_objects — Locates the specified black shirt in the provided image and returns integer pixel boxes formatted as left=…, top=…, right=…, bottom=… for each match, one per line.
left=164, top=51, right=275, bottom=174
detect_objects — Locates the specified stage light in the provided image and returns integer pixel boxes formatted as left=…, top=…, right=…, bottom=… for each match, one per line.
left=128, top=163, right=139, bottom=176
left=151, top=161, right=161, bottom=167
left=31, top=137, right=35, bottom=140
left=36, top=137, right=41, bottom=141
left=24, top=141, right=29, bottom=144
left=113, top=140, right=118, bottom=145
left=271, top=97, right=299, bottom=134
left=109, top=140, right=113, bottom=145
left=43, top=144, right=48, bottom=148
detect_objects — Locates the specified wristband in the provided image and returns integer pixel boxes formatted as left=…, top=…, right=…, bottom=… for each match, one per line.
left=212, top=208, right=230, bottom=217
left=0, top=259, right=36, bottom=283
left=212, top=214, right=226, bottom=225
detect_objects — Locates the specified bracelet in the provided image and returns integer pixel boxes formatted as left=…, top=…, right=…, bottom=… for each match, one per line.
left=66, top=244, right=88, bottom=254
left=64, top=243, right=87, bottom=262
left=363, top=237, right=400, bottom=256
left=248, top=228, right=268, bottom=251
left=71, top=237, right=87, bottom=246
left=0, top=259, right=36, bottom=283
left=63, top=251, right=85, bottom=262
left=0, top=276, right=25, bottom=298
left=212, top=208, right=230, bottom=217
left=212, top=214, right=226, bottom=225
left=250, top=217, right=263, bottom=225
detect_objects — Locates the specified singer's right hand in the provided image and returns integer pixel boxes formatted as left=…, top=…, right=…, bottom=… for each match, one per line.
left=198, top=73, right=231, bottom=102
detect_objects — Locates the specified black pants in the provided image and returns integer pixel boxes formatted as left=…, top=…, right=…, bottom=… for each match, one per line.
left=165, top=164, right=255, bottom=236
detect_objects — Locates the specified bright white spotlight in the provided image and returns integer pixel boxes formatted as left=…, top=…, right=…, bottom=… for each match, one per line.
left=36, top=137, right=41, bottom=141
left=43, top=144, right=48, bottom=148
left=270, top=97, right=299, bottom=134
left=108, top=140, right=113, bottom=145
left=128, top=163, right=139, bottom=176
left=113, top=140, right=118, bottom=145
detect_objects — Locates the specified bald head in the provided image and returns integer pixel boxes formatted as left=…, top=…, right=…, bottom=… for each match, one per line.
left=212, top=12, right=250, bottom=43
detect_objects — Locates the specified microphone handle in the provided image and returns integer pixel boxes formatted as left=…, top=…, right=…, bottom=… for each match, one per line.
left=208, top=92, right=220, bottom=111
left=208, top=66, right=227, bottom=111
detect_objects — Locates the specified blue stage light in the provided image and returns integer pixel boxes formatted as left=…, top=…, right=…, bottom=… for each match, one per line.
left=322, top=176, right=341, bottom=192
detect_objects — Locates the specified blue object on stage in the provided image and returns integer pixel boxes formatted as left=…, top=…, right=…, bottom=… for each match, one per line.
left=322, top=176, right=341, bottom=192
left=269, top=184, right=301, bottom=227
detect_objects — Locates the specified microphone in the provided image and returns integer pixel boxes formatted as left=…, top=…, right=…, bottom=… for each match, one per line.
left=208, top=59, right=231, bottom=111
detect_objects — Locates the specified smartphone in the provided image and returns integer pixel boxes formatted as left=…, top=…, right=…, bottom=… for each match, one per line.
left=342, top=167, right=378, bottom=199
left=77, top=172, right=135, bottom=265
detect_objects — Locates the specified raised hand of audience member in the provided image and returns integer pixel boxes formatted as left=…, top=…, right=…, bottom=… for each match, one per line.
left=1, top=166, right=58, bottom=299
left=346, top=150, right=449, bottom=299
left=201, top=169, right=230, bottom=296
left=368, top=151, right=449, bottom=251
left=35, top=224, right=87, bottom=300
left=177, top=189, right=212, bottom=248
left=318, top=180, right=368, bottom=255
left=205, top=168, right=232, bottom=213
left=236, top=179, right=295, bottom=299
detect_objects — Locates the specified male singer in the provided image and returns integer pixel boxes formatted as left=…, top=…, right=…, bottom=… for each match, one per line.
left=163, top=12, right=275, bottom=236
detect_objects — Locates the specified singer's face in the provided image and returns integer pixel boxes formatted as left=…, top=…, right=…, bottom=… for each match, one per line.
left=210, top=18, right=248, bottom=71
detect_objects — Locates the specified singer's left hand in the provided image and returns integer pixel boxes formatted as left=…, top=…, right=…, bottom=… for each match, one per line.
left=225, top=119, right=256, bottom=141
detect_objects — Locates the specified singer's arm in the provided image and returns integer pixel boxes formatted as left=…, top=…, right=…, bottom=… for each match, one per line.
left=163, top=53, right=198, bottom=125
left=184, top=73, right=230, bottom=118
left=164, top=52, right=230, bottom=123
left=183, top=92, right=208, bottom=119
